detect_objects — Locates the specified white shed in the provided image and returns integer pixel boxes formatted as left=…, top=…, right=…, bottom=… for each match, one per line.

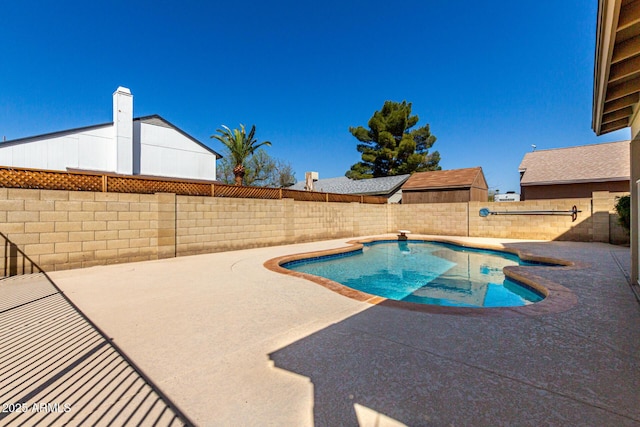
left=0, top=87, right=221, bottom=181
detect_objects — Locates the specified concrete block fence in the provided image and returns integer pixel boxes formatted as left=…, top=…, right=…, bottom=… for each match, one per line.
left=0, top=188, right=628, bottom=271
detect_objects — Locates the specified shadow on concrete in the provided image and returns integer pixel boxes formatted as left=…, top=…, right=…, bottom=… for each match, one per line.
left=0, top=232, right=193, bottom=426
left=269, top=242, right=640, bottom=426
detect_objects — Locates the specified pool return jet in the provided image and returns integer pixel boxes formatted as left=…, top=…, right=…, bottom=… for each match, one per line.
left=479, top=205, right=581, bottom=222
left=398, top=230, right=411, bottom=241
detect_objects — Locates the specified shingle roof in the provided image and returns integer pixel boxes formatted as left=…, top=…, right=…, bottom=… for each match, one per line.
left=290, top=174, right=410, bottom=196
left=519, top=141, right=629, bottom=186
left=401, top=167, right=485, bottom=190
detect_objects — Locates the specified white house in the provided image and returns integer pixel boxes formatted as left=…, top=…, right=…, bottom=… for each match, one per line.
left=0, top=87, right=221, bottom=181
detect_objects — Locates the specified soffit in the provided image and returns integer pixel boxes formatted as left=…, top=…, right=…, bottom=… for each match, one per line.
left=593, top=0, right=640, bottom=135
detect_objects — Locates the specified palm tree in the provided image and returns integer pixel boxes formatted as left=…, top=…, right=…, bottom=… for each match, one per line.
left=211, top=124, right=271, bottom=185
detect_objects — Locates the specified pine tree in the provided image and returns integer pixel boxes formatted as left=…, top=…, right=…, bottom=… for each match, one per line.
left=346, top=101, right=440, bottom=179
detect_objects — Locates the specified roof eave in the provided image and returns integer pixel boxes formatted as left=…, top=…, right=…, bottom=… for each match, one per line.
left=592, top=0, right=621, bottom=135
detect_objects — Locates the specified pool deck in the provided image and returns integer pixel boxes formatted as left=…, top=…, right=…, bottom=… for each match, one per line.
left=5, top=235, right=640, bottom=425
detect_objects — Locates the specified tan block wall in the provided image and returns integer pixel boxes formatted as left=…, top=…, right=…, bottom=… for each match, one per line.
left=292, top=201, right=389, bottom=241
left=354, top=203, right=390, bottom=236
left=608, top=192, right=631, bottom=245
left=592, top=191, right=612, bottom=243
left=0, top=188, right=160, bottom=271
left=156, top=193, right=176, bottom=259
left=469, top=199, right=594, bottom=240
left=292, top=202, right=349, bottom=242
left=176, top=198, right=391, bottom=256
left=176, top=196, right=291, bottom=255
left=0, top=188, right=629, bottom=272
left=390, top=203, right=469, bottom=236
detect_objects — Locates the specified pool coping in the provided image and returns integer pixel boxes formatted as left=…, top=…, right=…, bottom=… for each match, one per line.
left=264, top=235, right=581, bottom=317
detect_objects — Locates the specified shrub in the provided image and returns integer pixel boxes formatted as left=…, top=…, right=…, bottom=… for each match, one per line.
left=615, top=195, right=630, bottom=231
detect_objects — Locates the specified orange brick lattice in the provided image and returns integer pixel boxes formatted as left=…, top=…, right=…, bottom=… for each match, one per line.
left=0, top=167, right=387, bottom=204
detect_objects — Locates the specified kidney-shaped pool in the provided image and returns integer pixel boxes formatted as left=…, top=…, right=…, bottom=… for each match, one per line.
left=282, top=240, right=549, bottom=308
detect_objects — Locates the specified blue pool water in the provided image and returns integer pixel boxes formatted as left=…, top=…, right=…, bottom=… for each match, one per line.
left=283, top=240, right=545, bottom=308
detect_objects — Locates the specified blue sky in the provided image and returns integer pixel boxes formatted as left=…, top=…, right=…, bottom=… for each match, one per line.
left=0, top=1, right=630, bottom=192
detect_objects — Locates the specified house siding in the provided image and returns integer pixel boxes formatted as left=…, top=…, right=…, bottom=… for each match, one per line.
left=401, top=167, right=489, bottom=204
left=403, top=188, right=472, bottom=203
left=0, top=125, right=115, bottom=172
left=138, top=122, right=217, bottom=181
left=521, top=180, right=629, bottom=200
left=402, top=186, right=488, bottom=204
left=470, top=186, right=488, bottom=202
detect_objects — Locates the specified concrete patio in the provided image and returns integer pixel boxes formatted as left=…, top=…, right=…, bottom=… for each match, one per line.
left=2, top=235, right=639, bottom=426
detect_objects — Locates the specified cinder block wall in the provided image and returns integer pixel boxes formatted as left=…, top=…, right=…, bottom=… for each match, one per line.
left=390, top=203, right=468, bottom=235
left=291, top=201, right=389, bottom=242
left=0, top=188, right=163, bottom=271
left=292, top=201, right=354, bottom=242
left=0, top=188, right=629, bottom=271
left=176, top=196, right=291, bottom=255
left=175, top=199, right=391, bottom=256
left=355, top=203, right=389, bottom=236
left=469, top=199, right=594, bottom=240
left=608, top=192, right=631, bottom=245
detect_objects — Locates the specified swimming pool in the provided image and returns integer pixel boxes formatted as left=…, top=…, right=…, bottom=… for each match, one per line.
left=282, top=240, right=545, bottom=308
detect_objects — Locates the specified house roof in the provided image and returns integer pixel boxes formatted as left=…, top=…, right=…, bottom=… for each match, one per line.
left=1, top=115, right=222, bottom=159
left=519, top=141, right=630, bottom=186
left=290, top=174, right=410, bottom=196
left=401, top=167, right=485, bottom=190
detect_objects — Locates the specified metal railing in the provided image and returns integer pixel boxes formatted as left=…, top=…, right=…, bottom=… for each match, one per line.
left=1, top=232, right=41, bottom=278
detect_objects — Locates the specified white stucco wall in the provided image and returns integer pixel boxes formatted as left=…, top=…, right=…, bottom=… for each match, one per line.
left=0, top=125, right=116, bottom=172
left=136, top=122, right=217, bottom=181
